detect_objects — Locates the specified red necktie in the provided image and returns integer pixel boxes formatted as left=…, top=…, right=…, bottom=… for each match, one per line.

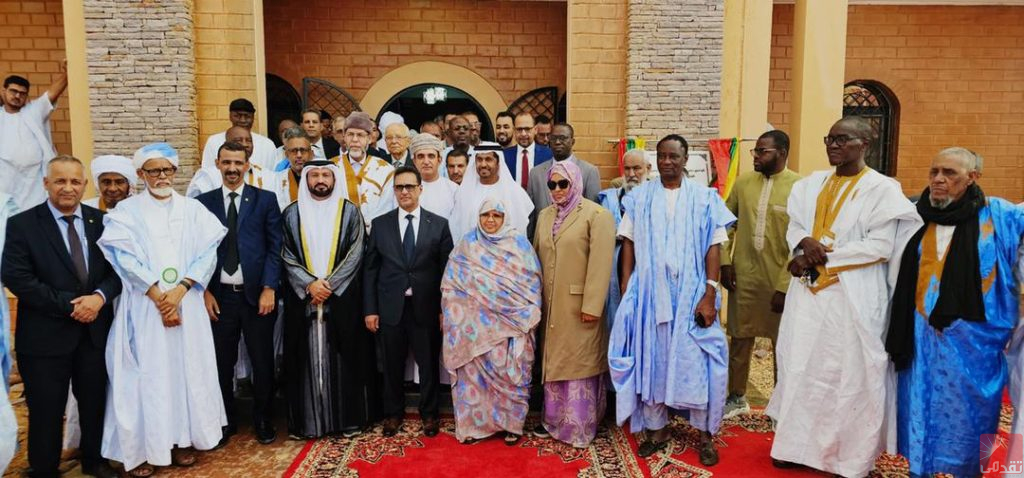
left=521, top=149, right=529, bottom=188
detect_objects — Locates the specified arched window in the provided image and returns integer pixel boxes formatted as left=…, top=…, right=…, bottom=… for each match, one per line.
left=843, top=80, right=900, bottom=177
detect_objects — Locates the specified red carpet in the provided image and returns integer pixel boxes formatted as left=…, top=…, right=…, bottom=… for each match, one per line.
left=284, top=407, right=1020, bottom=477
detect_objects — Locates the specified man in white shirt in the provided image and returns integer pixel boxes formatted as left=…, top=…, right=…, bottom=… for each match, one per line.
left=504, top=112, right=553, bottom=188
left=0, top=64, right=68, bottom=211
left=188, top=126, right=269, bottom=198
left=301, top=109, right=328, bottom=159
left=384, top=122, right=413, bottom=168
left=199, top=98, right=277, bottom=170
left=409, top=133, right=457, bottom=220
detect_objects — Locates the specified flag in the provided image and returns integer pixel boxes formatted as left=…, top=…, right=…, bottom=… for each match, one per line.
left=708, top=138, right=739, bottom=199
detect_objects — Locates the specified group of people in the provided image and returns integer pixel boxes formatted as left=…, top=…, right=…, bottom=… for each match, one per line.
left=1, top=72, right=1023, bottom=478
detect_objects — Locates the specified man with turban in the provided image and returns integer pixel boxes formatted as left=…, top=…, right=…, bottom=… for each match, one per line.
left=84, top=155, right=136, bottom=211
left=449, top=142, right=533, bottom=243
left=98, top=143, right=228, bottom=476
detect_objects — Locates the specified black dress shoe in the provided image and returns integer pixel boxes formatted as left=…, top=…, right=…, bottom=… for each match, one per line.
left=772, top=458, right=801, bottom=469
left=214, top=424, right=238, bottom=449
left=382, top=417, right=402, bottom=437
left=422, top=417, right=440, bottom=437
left=81, top=461, right=119, bottom=478
left=255, top=421, right=277, bottom=444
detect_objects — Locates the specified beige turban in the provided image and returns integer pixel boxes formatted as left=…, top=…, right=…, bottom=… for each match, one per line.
left=409, top=133, right=444, bottom=156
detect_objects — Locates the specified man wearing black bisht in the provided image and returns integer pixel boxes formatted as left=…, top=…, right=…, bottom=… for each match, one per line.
left=281, top=160, right=380, bottom=439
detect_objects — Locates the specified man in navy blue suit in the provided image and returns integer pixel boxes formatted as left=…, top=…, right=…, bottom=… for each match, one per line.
left=503, top=112, right=553, bottom=188
left=196, top=141, right=283, bottom=446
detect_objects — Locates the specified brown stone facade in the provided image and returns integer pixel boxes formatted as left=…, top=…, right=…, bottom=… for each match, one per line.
left=770, top=4, right=1024, bottom=201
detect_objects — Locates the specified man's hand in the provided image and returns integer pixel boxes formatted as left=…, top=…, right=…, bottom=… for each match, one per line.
left=770, top=291, right=786, bottom=314
left=720, top=265, right=737, bottom=292
left=162, top=284, right=187, bottom=308
left=694, top=288, right=717, bottom=327
left=365, top=314, right=380, bottom=333
left=162, top=309, right=182, bottom=328
left=581, top=313, right=600, bottom=323
left=146, top=285, right=175, bottom=316
left=307, top=280, right=331, bottom=305
left=258, top=288, right=276, bottom=316
left=798, top=237, right=829, bottom=266
left=204, top=290, right=220, bottom=321
left=70, top=293, right=104, bottom=323
left=788, top=255, right=811, bottom=277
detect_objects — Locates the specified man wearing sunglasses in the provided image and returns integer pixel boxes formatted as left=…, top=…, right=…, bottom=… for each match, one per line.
left=0, top=61, right=68, bottom=212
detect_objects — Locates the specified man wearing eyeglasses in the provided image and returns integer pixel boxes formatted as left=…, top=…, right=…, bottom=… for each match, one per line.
left=503, top=112, right=553, bottom=187
left=525, top=122, right=600, bottom=238
left=383, top=122, right=414, bottom=168
left=337, top=112, right=396, bottom=229
left=766, top=116, right=921, bottom=477
left=97, top=143, right=229, bottom=476
left=364, top=166, right=454, bottom=438
left=269, top=126, right=316, bottom=211
left=718, top=130, right=800, bottom=421
left=0, top=61, right=68, bottom=212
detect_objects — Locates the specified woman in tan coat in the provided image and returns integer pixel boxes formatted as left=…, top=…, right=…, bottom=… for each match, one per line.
left=532, top=160, right=615, bottom=448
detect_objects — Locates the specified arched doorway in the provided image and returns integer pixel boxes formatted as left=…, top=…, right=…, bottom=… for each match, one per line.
left=265, top=74, right=302, bottom=146
left=843, top=80, right=900, bottom=177
left=378, top=84, right=493, bottom=140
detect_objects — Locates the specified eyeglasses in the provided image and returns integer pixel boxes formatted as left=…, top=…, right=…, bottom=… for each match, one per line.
left=823, top=135, right=859, bottom=147
left=546, top=179, right=571, bottom=191
left=286, top=147, right=311, bottom=155
left=394, top=184, right=419, bottom=192
left=749, top=148, right=778, bottom=156
left=141, top=166, right=177, bottom=178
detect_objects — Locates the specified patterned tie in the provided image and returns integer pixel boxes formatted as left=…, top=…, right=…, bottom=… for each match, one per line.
left=403, top=214, right=416, bottom=264
left=62, top=215, right=89, bottom=285
left=224, top=192, right=240, bottom=274
left=521, top=149, right=529, bottom=188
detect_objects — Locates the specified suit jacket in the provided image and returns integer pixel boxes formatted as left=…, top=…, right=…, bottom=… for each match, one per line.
left=2, top=202, right=122, bottom=356
left=323, top=136, right=342, bottom=159
left=504, top=144, right=554, bottom=184
left=525, top=155, right=603, bottom=238
left=196, top=185, right=283, bottom=306
left=363, top=208, right=454, bottom=326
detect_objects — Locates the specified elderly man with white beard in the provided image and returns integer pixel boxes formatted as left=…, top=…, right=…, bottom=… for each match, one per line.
left=98, top=143, right=227, bottom=477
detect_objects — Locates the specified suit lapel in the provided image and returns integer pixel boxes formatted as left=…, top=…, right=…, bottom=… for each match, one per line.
left=209, top=189, right=227, bottom=223
left=36, top=204, right=77, bottom=276
left=412, top=212, right=432, bottom=266
left=83, top=208, right=103, bottom=284
left=236, top=186, right=255, bottom=226
left=553, top=205, right=583, bottom=244
left=385, top=211, right=406, bottom=266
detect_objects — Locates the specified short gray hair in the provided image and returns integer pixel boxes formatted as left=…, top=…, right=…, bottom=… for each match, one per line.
left=936, top=146, right=983, bottom=174
left=46, top=154, right=84, bottom=177
left=282, top=126, right=308, bottom=142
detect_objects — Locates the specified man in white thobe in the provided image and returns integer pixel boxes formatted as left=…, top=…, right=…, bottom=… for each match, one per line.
left=188, top=126, right=269, bottom=198
left=337, top=112, right=396, bottom=228
left=83, top=155, right=136, bottom=211
left=765, top=117, right=920, bottom=477
left=405, top=133, right=456, bottom=220
left=98, top=143, right=227, bottom=475
left=199, top=98, right=277, bottom=170
left=0, top=66, right=67, bottom=211
left=449, top=142, right=533, bottom=243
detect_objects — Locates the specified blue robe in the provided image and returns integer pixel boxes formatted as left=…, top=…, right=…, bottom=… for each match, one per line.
left=897, top=198, right=1024, bottom=477
left=596, top=187, right=624, bottom=327
left=608, top=179, right=735, bottom=434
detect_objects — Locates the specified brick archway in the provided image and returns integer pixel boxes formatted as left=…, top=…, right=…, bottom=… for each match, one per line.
left=359, top=62, right=508, bottom=125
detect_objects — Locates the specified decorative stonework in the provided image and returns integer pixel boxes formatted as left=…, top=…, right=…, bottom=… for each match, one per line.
left=627, top=0, right=724, bottom=141
left=83, top=0, right=199, bottom=188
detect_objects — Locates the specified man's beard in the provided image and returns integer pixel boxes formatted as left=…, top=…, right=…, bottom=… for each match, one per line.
left=929, top=196, right=953, bottom=209
left=311, top=184, right=334, bottom=198
left=496, top=133, right=510, bottom=146
left=623, top=178, right=643, bottom=192
left=147, top=184, right=173, bottom=197
left=349, top=147, right=365, bottom=160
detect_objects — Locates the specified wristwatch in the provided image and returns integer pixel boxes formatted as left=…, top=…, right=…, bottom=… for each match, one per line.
left=706, top=279, right=720, bottom=290
left=179, top=280, right=193, bottom=291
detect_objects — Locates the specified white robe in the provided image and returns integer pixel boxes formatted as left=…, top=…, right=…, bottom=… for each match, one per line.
left=0, top=193, right=16, bottom=474
left=766, top=169, right=920, bottom=477
left=98, top=192, right=227, bottom=470
left=0, top=95, right=56, bottom=211
left=185, top=164, right=268, bottom=198
left=200, top=131, right=277, bottom=171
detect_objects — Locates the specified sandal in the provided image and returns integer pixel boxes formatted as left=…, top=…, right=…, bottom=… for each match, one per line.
left=637, top=439, right=669, bottom=458
left=460, top=437, right=480, bottom=445
left=171, top=447, right=198, bottom=467
left=126, top=463, right=155, bottom=477
left=503, top=432, right=521, bottom=446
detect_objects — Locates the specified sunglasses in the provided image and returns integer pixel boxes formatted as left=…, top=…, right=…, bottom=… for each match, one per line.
left=546, top=179, right=570, bottom=191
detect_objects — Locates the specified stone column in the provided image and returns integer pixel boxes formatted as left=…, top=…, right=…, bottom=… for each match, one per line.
left=83, top=0, right=199, bottom=188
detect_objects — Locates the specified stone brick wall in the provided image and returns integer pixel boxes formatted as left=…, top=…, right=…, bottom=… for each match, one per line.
left=0, top=0, right=71, bottom=156
left=84, top=0, right=199, bottom=188
left=194, top=0, right=260, bottom=147
left=626, top=0, right=724, bottom=141
left=769, top=4, right=1024, bottom=201
left=262, top=0, right=567, bottom=112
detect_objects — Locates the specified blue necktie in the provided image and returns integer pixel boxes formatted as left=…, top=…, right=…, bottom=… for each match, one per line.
left=403, top=214, right=415, bottom=264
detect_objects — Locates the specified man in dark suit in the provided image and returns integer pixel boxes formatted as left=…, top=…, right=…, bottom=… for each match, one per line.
left=2, top=155, right=121, bottom=478
left=363, top=166, right=454, bottom=438
left=503, top=112, right=553, bottom=188
left=196, top=141, right=283, bottom=446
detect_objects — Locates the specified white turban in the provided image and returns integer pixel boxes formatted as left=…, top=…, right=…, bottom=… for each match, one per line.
left=90, top=155, right=137, bottom=188
left=376, top=111, right=405, bottom=150
left=132, top=142, right=180, bottom=169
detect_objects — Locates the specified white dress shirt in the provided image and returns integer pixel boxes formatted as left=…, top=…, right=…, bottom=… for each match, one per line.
left=514, top=142, right=537, bottom=181
left=219, top=183, right=245, bottom=285
left=398, top=205, right=421, bottom=296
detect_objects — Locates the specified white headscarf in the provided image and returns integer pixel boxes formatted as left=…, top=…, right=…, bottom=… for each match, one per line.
left=451, top=142, right=534, bottom=242
left=132, top=142, right=180, bottom=169
left=90, top=155, right=138, bottom=189
left=297, top=162, right=347, bottom=278
left=376, top=111, right=405, bottom=151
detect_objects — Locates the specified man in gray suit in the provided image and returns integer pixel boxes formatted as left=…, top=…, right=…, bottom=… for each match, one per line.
left=526, top=122, right=601, bottom=237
